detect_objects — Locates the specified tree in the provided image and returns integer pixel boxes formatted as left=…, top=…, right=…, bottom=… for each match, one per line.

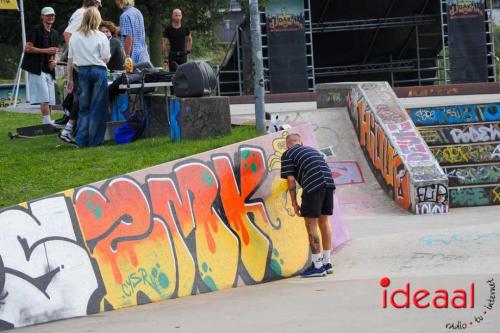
left=0, top=0, right=230, bottom=76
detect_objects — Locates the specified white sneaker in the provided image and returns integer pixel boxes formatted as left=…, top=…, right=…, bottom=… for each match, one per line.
left=58, top=131, right=77, bottom=147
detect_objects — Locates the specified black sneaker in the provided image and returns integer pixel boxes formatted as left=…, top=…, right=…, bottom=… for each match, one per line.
left=54, top=114, right=70, bottom=126
left=323, top=263, right=334, bottom=275
left=58, top=131, right=77, bottom=147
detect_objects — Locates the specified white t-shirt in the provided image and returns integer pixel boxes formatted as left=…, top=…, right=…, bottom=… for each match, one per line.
left=65, top=8, right=85, bottom=34
left=68, top=31, right=111, bottom=68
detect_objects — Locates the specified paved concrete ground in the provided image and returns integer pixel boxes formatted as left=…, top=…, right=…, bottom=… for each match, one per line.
left=9, top=104, right=500, bottom=332
left=15, top=205, right=500, bottom=333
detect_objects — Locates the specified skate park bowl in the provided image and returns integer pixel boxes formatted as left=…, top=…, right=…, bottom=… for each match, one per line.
left=317, top=82, right=449, bottom=214
left=0, top=124, right=350, bottom=331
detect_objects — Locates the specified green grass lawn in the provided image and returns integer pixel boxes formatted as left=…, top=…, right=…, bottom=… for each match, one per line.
left=0, top=110, right=258, bottom=209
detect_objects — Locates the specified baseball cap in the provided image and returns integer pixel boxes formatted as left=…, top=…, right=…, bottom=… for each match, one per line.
left=41, top=7, right=55, bottom=16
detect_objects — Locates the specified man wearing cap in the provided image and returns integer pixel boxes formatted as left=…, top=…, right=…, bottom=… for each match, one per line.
left=21, top=7, right=59, bottom=125
left=58, top=0, right=102, bottom=145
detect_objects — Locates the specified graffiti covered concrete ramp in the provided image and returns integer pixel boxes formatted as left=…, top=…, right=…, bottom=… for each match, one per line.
left=263, top=108, right=405, bottom=219
left=317, top=82, right=449, bottom=215
left=0, top=124, right=345, bottom=330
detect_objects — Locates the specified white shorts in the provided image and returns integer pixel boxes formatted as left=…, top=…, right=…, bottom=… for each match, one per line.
left=28, top=71, right=56, bottom=105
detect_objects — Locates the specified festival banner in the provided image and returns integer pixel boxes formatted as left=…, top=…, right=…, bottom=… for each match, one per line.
left=0, top=0, right=18, bottom=10
left=446, top=0, right=488, bottom=83
left=266, top=0, right=308, bottom=93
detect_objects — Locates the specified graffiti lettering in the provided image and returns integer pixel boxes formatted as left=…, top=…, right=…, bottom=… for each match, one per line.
left=445, top=165, right=500, bottom=186
left=450, top=124, right=500, bottom=144
left=416, top=203, right=449, bottom=215
left=0, top=127, right=349, bottom=330
left=121, top=264, right=170, bottom=299
left=492, top=145, right=500, bottom=159
left=417, top=184, right=448, bottom=204
left=408, top=104, right=500, bottom=126
left=450, top=186, right=500, bottom=207
left=419, top=123, right=500, bottom=146
left=431, top=143, right=500, bottom=166
left=0, top=197, right=101, bottom=328
left=387, top=121, right=431, bottom=162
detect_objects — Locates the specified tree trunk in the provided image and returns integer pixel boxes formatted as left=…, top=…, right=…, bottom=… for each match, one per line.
left=148, top=6, right=164, bottom=67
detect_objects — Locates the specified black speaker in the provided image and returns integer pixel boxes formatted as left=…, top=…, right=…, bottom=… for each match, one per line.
left=173, top=61, right=217, bottom=97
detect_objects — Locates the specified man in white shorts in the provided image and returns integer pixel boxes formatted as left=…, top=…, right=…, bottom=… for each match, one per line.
left=21, top=7, right=59, bottom=125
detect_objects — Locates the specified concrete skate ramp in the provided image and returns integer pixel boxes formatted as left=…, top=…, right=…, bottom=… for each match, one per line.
left=316, top=82, right=449, bottom=214
left=275, top=108, right=407, bottom=219
left=0, top=125, right=351, bottom=331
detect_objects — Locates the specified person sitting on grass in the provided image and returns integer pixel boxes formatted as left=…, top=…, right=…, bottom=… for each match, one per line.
left=66, top=7, right=110, bottom=148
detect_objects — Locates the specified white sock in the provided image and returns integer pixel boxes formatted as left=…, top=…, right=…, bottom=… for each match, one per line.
left=63, top=123, right=74, bottom=134
left=312, top=253, right=323, bottom=269
left=42, top=115, right=52, bottom=124
left=322, top=250, right=332, bottom=265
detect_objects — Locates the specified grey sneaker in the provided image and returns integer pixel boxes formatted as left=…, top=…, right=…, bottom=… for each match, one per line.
left=58, top=131, right=77, bottom=147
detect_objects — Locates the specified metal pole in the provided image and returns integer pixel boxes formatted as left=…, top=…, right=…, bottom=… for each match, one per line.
left=249, top=0, right=266, bottom=134
left=20, top=0, right=29, bottom=102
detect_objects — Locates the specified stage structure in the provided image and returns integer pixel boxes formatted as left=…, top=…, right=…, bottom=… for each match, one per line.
left=217, top=0, right=497, bottom=96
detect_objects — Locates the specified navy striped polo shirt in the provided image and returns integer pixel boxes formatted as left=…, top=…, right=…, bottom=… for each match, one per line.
left=280, top=145, right=336, bottom=194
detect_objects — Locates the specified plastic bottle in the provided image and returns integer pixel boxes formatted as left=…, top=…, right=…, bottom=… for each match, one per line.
left=124, top=57, right=134, bottom=73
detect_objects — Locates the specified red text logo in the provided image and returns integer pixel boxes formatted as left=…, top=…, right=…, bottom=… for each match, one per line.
left=380, top=277, right=475, bottom=309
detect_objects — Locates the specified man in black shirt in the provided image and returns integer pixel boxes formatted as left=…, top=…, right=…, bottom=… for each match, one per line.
left=281, top=133, right=336, bottom=278
left=162, top=9, right=193, bottom=72
left=21, top=7, right=59, bottom=125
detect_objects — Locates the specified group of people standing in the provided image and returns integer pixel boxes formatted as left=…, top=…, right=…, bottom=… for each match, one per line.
left=21, top=0, right=192, bottom=148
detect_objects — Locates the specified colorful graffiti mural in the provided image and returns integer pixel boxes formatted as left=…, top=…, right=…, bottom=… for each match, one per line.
left=0, top=125, right=349, bottom=330
left=419, top=123, right=500, bottom=146
left=449, top=186, right=500, bottom=208
left=340, top=82, right=448, bottom=214
left=407, top=103, right=500, bottom=127
left=409, top=99, right=500, bottom=208
left=445, top=164, right=500, bottom=186
left=431, top=143, right=500, bottom=166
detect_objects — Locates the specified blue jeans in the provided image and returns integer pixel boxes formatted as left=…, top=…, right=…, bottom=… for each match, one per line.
left=77, top=66, right=109, bottom=147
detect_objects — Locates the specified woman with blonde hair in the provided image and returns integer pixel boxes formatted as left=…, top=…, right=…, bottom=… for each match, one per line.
left=66, top=7, right=110, bottom=147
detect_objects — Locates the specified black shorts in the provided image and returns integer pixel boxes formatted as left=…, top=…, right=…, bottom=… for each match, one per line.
left=301, top=187, right=334, bottom=218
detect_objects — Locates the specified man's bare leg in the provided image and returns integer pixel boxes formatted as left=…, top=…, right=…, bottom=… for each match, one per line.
left=319, top=214, right=333, bottom=273
left=40, top=102, right=52, bottom=124
left=318, top=215, right=332, bottom=251
left=304, top=217, right=323, bottom=268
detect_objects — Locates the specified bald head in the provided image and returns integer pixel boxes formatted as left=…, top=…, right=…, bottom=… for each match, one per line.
left=172, top=8, right=183, bottom=24
left=286, top=134, right=302, bottom=148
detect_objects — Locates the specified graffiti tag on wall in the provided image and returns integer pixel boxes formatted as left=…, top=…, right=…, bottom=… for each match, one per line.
left=450, top=186, right=500, bottom=208
left=419, top=123, right=500, bottom=146
left=445, top=164, right=500, bottom=186
left=431, top=143, right=500, bottom=166
left=408, top=104, right=500, bottom=127
left=0, top=128, right=327, bottom=330
left=346, top=82, right=448, bottom=214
